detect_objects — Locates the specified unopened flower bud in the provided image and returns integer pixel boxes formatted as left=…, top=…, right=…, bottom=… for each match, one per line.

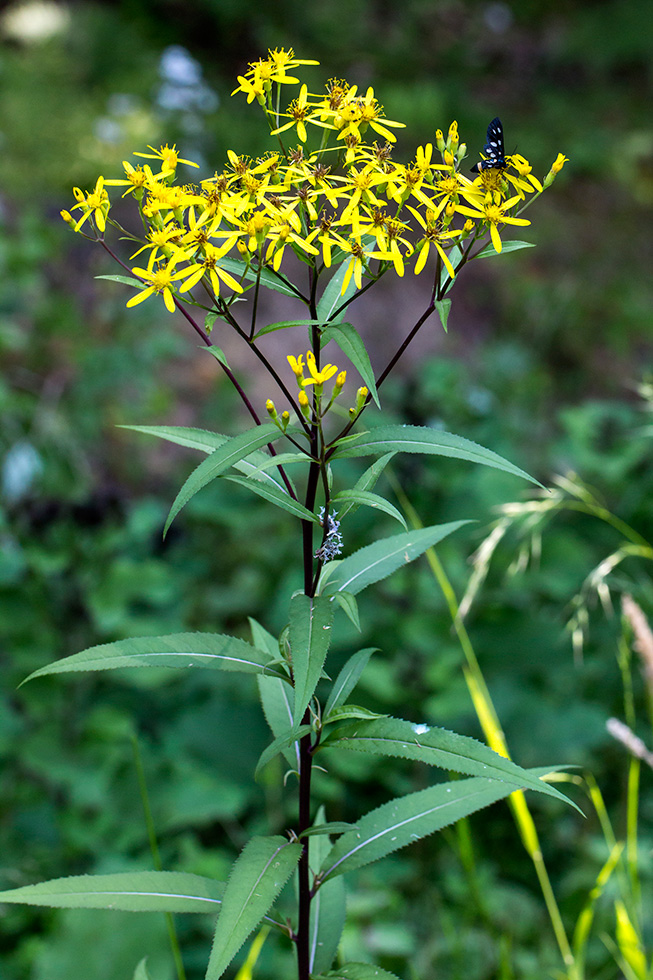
left=266, top=398, right=277, bottom=420
left=60, top=210, right=75, bottom=227
left=544, top=153, right=569, bottom=188
left=355, top=386, right=369, bottom=412
left=298, top=389, right=311, bottom=418
left=334, top=370, right=347, bottom=391
left=435, top=129, right=445, bottom=153
left=443, top=149, right=455, bottom=167
left=280, top=410, right=290, bottom=430
left=457, top=142, right=467, bottom=163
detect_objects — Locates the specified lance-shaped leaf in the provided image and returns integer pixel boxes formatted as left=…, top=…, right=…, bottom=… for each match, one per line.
left=224, top=475, right=318, bottom=524
left=435, top=298, right=451, bottom=333
left=21, top=633, right=288, bottom=685
left=253, top=318, right=352, bottom=340
left=252, top=619, right=300, bottom=770
left=164, top=422, right=282, bottom=535
left=0, top=871, right=225, bottom=913
left=321, top=321, right=380, bottom=408
left=318, top=773, right=544, bottom=883
left=206, top=835, right=302, bottom=980
left=319, top=717, right=573, bottom=806
left=334, top=453, right=396, bottom=521
left=219, top=256, right=300, bottom=298
left=308, top=812, right=347, bottom=975
left=255, top=725, right=313, bottom=779
left=317, top=261, right=358, bottom=322
left=318, top=521, right=470, bottom=597
left=329, top=424, right=539, bottom=486
left=324, top=648, right=377, bottom=719
left=132, top=958, right=154, bottom=980
left=315, top=965, right=403, bottom=980
left=121, top=425, right=291, bottom=494
left=290, top=594, right=336, bottom=725
left=476, top=240, right=535, bottom=258
left=333, top=489, right=406, bottom=529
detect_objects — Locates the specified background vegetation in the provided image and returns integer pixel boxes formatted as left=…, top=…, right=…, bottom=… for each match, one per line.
left=1, top=1, right=652, bottom=978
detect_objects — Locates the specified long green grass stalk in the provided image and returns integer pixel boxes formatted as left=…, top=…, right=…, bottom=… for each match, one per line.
left=390, top=478, right=577, bottom=975
left=131, top=734, right=187, bottom=980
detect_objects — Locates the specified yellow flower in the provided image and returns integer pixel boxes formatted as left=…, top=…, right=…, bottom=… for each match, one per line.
left=332, top=86, right=405, bottom=144
left=133, top=144, right=199, bottom=175
left=455, top=195, right=531, bottom=253
left=406, top=206, right=462, bottom=278
left=304, top=350, right=338, bottom=386
left=544, top=153, right=569, bottom=187
left=270, top=85, right=334, bottom=143
left=70, top=176, right=110, bottom=233
left=508, top=154, right=542, bottom=193
left=287, top=354, right=305, bottom=381
left=231, top=48, right=319, bottom=101
left=126, top=260, right=188, bottom=313
left=104, top=161, right=153, bottom=198
left=176, top=242, right=244, bottom=297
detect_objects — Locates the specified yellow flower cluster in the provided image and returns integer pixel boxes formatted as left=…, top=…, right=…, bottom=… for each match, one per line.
left=63, top=49, right=568, bottom=314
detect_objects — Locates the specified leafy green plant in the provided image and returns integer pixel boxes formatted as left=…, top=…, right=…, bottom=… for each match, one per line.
left=0, top=48, right=572, bottom=980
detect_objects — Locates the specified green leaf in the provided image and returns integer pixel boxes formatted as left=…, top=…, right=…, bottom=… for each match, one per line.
left=164, top=422, right=281, bottom=535
left=219, top=256, right=299, bottom=298
left=324, top=648, right=377, bottom=718
left=206, top=835, right=302, bottom=980
left=308, top=813, right=347, bottom=975
left=317, top=262, right=358, bottom=322
left=435, top=298, right=451, bottom=333
left=320, top=717, right=574, bottom=806
left=224, top=475, right=319, bottom=524
left=300, top=823, right=356, bottom=839
left=253, top=318, right=337, bottom=340
left=318, top=774, right=540, bottom=883
left=251, top=619, right=300, bottom=770
left=203, top=345, right=230, bottom=369
left=21, top=633, right=287, bottom=685
left=119, top=424, right=228, bottom=454
left=322, top=705, right=386, bottom=724
left=334, top=489, right=406, bottom=529
left=96, top=274, right=143, bottom=288
left=0, top=872, right=225, bottom=913
left=318, top=521, right=470, bottom=596
left=333, top=592, right=360, bottom=631
left=120, top=425, right=290, bottom=493
left=290, top=594, right=336, bottom=726
left=240, top=450, right=311, bottom=472
left=257, top=673, right=299, bottom=770
left=475, top=240, right=535, bottom=258
left=255, top=725, right=313, bottom=779
left=316, top=965, right=404, bottom=980
left=335, top=453, right=397, bottom=521
left=330, top=424, right=540, bottom=487
left=132, top=958, right=153, bottom=980
left=321, top=322, right=380, bottom=408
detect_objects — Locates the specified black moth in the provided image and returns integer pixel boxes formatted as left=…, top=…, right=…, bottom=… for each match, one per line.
left=471, top=117, right=506, bottom=173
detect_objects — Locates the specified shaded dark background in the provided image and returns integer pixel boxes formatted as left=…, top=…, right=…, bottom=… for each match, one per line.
left=1, top=1, right=652, bottom=978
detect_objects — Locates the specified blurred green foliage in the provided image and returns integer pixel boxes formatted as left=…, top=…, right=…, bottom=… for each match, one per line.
left=1, top=1, right=653, bottom=978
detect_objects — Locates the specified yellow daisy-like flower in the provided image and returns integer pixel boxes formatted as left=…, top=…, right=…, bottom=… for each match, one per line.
left=304, top=350, right=338, bottom=386
left=455, top=195, right=531, bottom=253
left=104, top=161, right=153, bottom=198
left=126, top=260, right=189, bottom=313
left=287, top=354, right=305, bottom=381
left=71, top=176, right=110, bottom=233
left=406, top=206, right=462, bottom=279
left=133, top=144, right=199, bottom=175
left=270, top=85, right=334, bottom=143
left=175, top=242, right=244, bottom=297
